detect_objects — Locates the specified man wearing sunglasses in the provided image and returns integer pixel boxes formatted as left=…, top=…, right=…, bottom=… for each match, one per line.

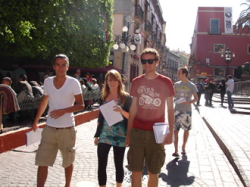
left=126, top=48, right=175, bottom=187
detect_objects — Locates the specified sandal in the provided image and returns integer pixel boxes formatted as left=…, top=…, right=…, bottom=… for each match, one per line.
left=172, top=153, right=179, bottom=157
left=181, top=150, right=186, bottom=154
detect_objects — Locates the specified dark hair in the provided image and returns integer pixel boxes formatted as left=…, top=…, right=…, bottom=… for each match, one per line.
left=140, top=48, right=160, bottom=61
left=227, top=75, right=232, bottom=79
left=179, top=67, right=189, bottom=77
left=82, top=78, right=92, bottom=91
left=3, top=77, right=12, bottom=84
left=52, top=54, right=69, bottom=65
left=92, top=78, right=97, bottom=84
left=19, top=74, right=27, bottom=81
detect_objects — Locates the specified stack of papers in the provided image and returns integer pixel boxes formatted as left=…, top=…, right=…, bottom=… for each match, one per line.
left=153, top=123, right=170, bottom=144
left=99, top=100, right=123, bottom=126
left=26, top=128, right=43, bottom=146
left=175, top=97, right=186, bottom=104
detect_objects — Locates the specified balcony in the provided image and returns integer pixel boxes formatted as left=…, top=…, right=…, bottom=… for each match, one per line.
left=208, top=28, right=221, bottom=35
left=145, top=20, right=152, bottom=34
left=156, top=39, right=161, bottom=48
left=151, top=32, right=157, bottom=42
left=134, top=5, right=144, bottom=25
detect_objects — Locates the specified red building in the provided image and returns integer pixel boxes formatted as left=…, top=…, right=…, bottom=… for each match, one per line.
left=189, top=7, right=250, bottom=80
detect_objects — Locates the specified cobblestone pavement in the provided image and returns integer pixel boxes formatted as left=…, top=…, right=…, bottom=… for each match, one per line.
left=197, top=94, right=250, bottom=187
left=0, top=102, right=244, bottom=187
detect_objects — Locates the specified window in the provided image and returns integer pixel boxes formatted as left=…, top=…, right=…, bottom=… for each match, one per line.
left=214, top=68, right=225, bottom=76
left=248, top=45, right=250, bottom=54
left=214, top=44, right=225, bottom=53
left=210, top=19, right=220, bottom=34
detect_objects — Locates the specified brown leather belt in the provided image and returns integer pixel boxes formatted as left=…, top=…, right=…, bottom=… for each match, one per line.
left=48, top=126, right=73, bottom=130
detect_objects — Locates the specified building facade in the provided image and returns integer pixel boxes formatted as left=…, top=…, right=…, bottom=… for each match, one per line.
left=112, top=0, right=166, bottom=90
left=166, top=50, right=180, bottom=82
left=189, top=7, right=250, bottom=81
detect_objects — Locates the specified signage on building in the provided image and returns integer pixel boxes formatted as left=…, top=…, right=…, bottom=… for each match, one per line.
left=196, top=72, right=213, bottom=77
left=224, top=7, right=233, bottom=34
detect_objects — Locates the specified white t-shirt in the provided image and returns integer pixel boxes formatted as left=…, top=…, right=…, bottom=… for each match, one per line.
left=226, top=79, right=234, bottom=92
left=44, top=76, right=82, bottom=128
left=91, top=84, right=99, bottom=90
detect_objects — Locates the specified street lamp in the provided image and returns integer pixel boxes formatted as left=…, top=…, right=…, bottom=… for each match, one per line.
left=221, top=48, right=235, bottom=77
left=113, top=21, right=140, bottom=74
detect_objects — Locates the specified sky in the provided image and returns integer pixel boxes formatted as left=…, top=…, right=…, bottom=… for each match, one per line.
left=159, top=0, right=248, bottom=54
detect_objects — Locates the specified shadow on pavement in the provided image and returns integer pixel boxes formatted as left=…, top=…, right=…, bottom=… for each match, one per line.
left=159, top=155, right=195, bottom=186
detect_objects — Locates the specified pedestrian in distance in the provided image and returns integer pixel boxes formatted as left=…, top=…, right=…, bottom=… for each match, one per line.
left=217, top=79, right=226, bottom=106
left=94, top=69, right=132, bottom=187
left=74, top=68, right=82, bottom=81
left=226, top=75, right=234, bottom=109
left=31, top=54, right=84, bottom=187
left=195, top=79, right=203, bottom=106
left=126, top=48, right=175, bottom=187
left=204, top=79, right=215, bottom=106
left=173, top=67, right=198, bottom=158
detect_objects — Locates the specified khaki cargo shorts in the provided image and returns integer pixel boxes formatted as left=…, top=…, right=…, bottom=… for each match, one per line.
left=127, top=128, right=165, bottom=174
left=35, top=126, right=76, bottom=168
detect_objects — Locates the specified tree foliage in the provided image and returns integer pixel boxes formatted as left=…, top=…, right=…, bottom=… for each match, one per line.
left=0, top=0, right=114, bottom=67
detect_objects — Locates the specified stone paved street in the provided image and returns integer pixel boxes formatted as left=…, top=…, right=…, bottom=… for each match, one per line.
left=0, top=100, right=244, bottom=186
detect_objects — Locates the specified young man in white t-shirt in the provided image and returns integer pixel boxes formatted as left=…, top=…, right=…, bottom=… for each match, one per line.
left=32, top=54, right=84, bottom=187
left=226, top=75, right=234, bottom=109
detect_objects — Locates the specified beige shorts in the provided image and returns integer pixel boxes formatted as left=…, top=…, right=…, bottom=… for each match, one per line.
left=127, top=128, right=166, bottom=174
left=35, top=126, right=76, bottom=168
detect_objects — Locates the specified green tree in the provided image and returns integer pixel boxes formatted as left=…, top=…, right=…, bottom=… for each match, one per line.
left=0, top=0, right=114, bottom=67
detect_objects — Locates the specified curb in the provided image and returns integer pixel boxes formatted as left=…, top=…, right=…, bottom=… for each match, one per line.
left=0, top=109, right=99, bottom=153
left=194, top=104, right=248, bottom=187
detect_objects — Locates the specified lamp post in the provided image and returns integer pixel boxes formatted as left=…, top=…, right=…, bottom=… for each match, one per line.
left=113, top=21, right=139, bottom=75
left=221, top=48, right=235, bottom=77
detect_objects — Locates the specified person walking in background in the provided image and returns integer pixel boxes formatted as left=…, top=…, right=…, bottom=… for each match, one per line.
left=217, top=79, right=226, bottom=106
left=173, top=67, right=198, bottom=157
left=226, top=75, right=234, bottom=109
left=94, top=69, right=132, bottom=187
left=91, top=78, right=99, bottom=90
left=15, top=74, right=33, bottom=97
left=126, top=48, right=175, bottom=187
left=1, top=77, right=17, bottom=122
left=31, top=54, right=84, bottom=187
left=195, top=79, right=203, bottom=106
left=74, top=69, right=82, bottom=81
left=204, top=79, right=215, bottom=106
left=85, top=72, right=92, bottom=85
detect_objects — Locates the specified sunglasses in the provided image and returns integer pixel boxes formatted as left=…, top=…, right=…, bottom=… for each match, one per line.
left=141, top=59, right=157, bottom=65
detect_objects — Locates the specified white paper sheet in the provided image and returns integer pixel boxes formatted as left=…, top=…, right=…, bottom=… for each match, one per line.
left=175, top=97, right=186, bottom=104
left=99, top=100, right=123, bottom=126
left=153, top=123, right=170, bottom=144
left=26, top=128, right=43, bottom=146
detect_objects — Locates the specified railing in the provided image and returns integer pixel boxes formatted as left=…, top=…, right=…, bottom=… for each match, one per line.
left=82, top=88, right=102, bottom=101
left=233, top=81, right=250, bottom=96
left=208, top=28, right=221, bottom=35
left=17, top=89, right=103, bottom=111
left=18, top=96, right=43, bottom=111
